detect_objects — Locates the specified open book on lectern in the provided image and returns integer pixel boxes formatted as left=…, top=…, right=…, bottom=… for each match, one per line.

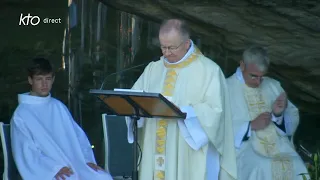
left=89, top=88, right=186, bottom=120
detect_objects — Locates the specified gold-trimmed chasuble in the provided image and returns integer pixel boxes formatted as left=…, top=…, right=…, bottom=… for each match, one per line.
left=243, top=85, right=293, bottom=180
left=153, top=48, right=201, bottom=180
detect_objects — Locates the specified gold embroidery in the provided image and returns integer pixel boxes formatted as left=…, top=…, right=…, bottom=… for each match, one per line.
left=163, top=47, right=201, bottom=69
left=155, top=171, right=165, bottom=180
left=158, top=120, right=167, bottom=126
left=157, top=140, right=165, bottom=146
left=157, top=157, right=165, bottom=166
left=271, top=156, right=293, bottom=180
left=153, top=47, right=203, bottom=180
left=259, top=137, right=276, bottom=155
left=243, top=85, right=294, bottom=178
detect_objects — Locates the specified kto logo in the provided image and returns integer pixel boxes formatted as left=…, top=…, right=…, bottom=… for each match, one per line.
left=19, top=13, right=41, bottom=26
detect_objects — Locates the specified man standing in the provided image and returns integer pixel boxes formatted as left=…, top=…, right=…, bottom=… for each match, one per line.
left=126, top=19, right=237, bottom=180
left=11, top=58, right=113, bottom=180
left=227, top=46, right=309, bottom=179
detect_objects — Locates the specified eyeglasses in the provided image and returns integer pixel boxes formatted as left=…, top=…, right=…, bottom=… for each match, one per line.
left=248, top=73, right=264, bottom=80
left=160, top=41, right=184, bottom=53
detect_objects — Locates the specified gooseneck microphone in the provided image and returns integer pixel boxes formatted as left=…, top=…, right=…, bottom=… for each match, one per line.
left=99, top=62, right=152, bottom=90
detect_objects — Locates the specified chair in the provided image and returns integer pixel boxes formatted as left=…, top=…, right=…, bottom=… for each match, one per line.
left=0, top=122, right=22, bottom=180
left=101, top=114, right=133, bottom=179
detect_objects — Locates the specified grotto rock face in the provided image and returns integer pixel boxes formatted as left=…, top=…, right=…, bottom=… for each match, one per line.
left=101, top=0, right=320, bottom=114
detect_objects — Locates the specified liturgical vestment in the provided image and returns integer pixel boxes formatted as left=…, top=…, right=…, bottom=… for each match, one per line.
left=227, top=68, right=309, bottom=180
left=126, top=42, right=237, bottom=180
left=11, top=93, right=113, bottom=180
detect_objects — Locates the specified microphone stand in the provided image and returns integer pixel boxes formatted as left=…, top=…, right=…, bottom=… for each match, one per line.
left=99, top=62, right=149, bottom=90
left=98, top=61, right=151, bottom=180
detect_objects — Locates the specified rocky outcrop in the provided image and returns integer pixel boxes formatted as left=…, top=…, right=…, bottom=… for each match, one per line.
left=100, top=0, right=320, bottom=114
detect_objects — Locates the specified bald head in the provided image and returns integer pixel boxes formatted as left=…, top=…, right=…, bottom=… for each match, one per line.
left=158, top=19, right=191, bottom=63
left=159, top=19, right=190, bottom=41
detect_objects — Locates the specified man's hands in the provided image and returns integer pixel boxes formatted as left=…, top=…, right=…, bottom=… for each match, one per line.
left=272, top=92, right=288, bottom=117
left=55, top=167, right=73, bottom=180
left=251, top=112, right=271, bottom=131
left=250, top=93, right=287, bottom=131
left=87, top=162, right=104, bottom=171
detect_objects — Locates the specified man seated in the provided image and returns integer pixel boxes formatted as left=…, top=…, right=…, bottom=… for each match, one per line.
left=10, top=58, right=113, bottom=180
left=226, top=46, right=309, bottom=180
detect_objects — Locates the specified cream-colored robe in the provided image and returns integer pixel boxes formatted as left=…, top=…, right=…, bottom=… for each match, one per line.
left=227, top=68, right=309, bottom=180
left=126, top=44, right=237, bottom=180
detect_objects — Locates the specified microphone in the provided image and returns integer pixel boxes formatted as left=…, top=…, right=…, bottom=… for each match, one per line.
left=99, top=61, right=151, bottom=90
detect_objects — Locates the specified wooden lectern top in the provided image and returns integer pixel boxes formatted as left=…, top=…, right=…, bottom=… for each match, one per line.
left=89, top=89, right=186, bottom=119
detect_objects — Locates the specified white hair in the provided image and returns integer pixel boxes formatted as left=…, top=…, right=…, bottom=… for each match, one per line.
left=243, top=46, right=270, bottom=72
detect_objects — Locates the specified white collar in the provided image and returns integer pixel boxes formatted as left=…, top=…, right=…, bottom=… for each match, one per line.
left=236, top=67, right=245, bottom=84
left=18, top=92, right=51, bottom=105
left=164, top=39, right=195, bottom=65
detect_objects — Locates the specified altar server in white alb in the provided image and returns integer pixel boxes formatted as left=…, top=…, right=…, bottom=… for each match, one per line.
left=125, top=19, right=237, bottom=180
left=227, top=46, right=309, bottom=180
left=10, top=58, right=113, bottom=180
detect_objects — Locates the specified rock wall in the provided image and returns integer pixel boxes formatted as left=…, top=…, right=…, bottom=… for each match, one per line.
left=101, top=0, right=320, bottom=115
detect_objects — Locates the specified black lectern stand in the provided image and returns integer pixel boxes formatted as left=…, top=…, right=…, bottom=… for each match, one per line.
left=89, top=89, right=186, bottom=180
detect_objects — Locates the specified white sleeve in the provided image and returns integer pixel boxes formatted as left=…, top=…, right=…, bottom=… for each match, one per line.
left=72, top=121, right=97, bottom=163
left=125, top=117, right=144, bottom=143
left=234, top=121, right=251, bottom=149
left=272, top=112, right=295, bottom=136
left=177, top=106, right=208, bottom=150
left=11, top=117, right=64, bottom=179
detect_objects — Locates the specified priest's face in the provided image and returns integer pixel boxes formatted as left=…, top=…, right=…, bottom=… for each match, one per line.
left=159, top=29, right=190, bottom=63
left=28, top=73, right=55, bottom=97
left=240, top=61, right=266, bottom=88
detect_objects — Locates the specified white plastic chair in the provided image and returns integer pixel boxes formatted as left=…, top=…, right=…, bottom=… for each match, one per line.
left=0, top=122, right=22, bottom=180
left=101, top=114, right=133, bottom=179
left=101, top=113, right=110, bottom=173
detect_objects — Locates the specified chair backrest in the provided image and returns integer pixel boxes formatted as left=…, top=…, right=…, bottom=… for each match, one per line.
left=101, top=114, right=133, bottom=177
left=0, top=122, right=22, bottom=180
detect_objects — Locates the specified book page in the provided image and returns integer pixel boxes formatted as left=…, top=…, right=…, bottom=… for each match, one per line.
left=114, top=88, right=144, bottom=93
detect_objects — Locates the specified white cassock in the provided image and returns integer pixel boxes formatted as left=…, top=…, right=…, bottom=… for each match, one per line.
left=227, top=67, right=309, bottom=180
left=125, top=40, right=237, bottom=180
left=10, top=93, right=113, bottom=180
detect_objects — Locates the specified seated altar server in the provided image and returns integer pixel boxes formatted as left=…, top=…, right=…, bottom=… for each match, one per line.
left=125, top=19, right=237, bottom=180
left=10, top=58, right=113, bottom=180
left=227, top=46, right=309, bottom=180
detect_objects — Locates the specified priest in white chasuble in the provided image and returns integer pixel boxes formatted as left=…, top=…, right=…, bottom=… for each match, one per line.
left=125, top=19, right=237, bottom=180
left=11, top=58, right=113, bottom=180
left=226, top=46, right=309, bottom=180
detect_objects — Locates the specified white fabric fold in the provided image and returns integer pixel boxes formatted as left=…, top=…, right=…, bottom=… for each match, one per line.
left=234, top=122, right=250, bottom=149
left=125, top=117, right=144, bottom=144
left=11, top=93, right=113, bottom=180
left=272, top=113, right=286, bottom=135
left=177, top=106, right=208, bottom=150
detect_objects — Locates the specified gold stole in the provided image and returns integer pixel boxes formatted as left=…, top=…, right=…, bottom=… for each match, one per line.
left=243, top=85, right=293, bottom=180
left=153, top=48, right=201, bottom=180
left=243, top=85, right=279, bottom=156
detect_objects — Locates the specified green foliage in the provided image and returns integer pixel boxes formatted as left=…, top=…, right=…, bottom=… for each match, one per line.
left=301, top=151, right=320, bottom=180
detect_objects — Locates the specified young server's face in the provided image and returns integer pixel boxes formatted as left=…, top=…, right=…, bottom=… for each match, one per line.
left=28, top=73, right=55, bottom=97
